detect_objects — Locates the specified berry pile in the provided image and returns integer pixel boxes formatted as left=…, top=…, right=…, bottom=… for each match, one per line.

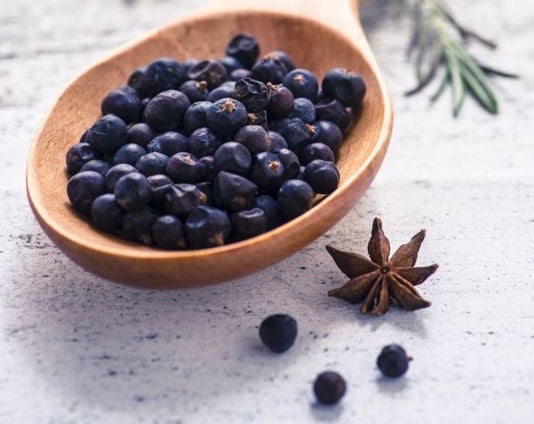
left=65, top=34, right=366, bottom=249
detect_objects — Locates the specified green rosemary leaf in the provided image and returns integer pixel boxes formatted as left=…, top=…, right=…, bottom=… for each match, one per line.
left=405, top=47, right=443, bottom=96
left=478, top=64, right=519, bottom=79
left=446, top=52, right=465, bottom=117
left=460, top=63, right=498, bottom=114
left=430, top=69, right=450, bottom=102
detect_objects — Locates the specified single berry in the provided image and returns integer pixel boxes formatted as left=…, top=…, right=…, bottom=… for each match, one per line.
left=213, top=171, right=257, bottom=212
left=120, top=207, right=159, bottom=245
left=127, top=123, right=157, bottom=148
left=66, top=142, right=99, bottom=175
left=377, top=344, right=410, bottom=378
left=303, top=160, right=340, bottom=194
left=226, top=34, right=260, bottom=69
left=148, top=178, right=174, bottom=211
left=114, top=172, right=152, bottom=211
left=163, top=183, right=203, bottom=217
left=234, top=78, right=271, bottom=112
left=147, top=174, right=173, bottom=189
left=313, top=371, right=346, bottom=405
left=179, top=80, right=209, bottom=103
left=282, top=69, right=318, bottom=102
left=184, top=101, right=212, bottom=135
left=266, top=83, right=294, bottom=119
left=135, top=152, right=169, bottom=176
left=113, top=143, right=147, bottom=166
left=249, top=152, right=285, bottom=193
left=206, top=98, right=248, bottom=138
left=137, top=58, right=185, bottom=98
left=290, top=97, right=316, bottom=124
left=277, top=179, right=313, bottom=221
left=300, top=143, right=334, bottom=165
left=322, top=68, right=366, bottom=107
left=67, top=171, right=106, bottom=213
left=199, top=155, right=216, bottom=180
left=259, top=314, right=297, bottom=353
left=251, top=57, right=288, bottom=84
left=277, top=148, right=300, bottom=179
left=270, top=117, right=312, bottom=152
left=267, top=131, right=288, bottom=152
left=187, top=59, right=228, bottom=89
left=230, top=68, right=252, bottom=81
left=264, top=50, right=295, bottom=72
left=235, top=125, right=270, bottom=154
left=189, top=127, right=222, bottom=158
left=166, top=152, right=204, bottom=183
left=147, top=132, right=189, bottom=156
left=254, top=195, right=280, bottom=230
left=104, top=163, right=137, bottom=191
left=213, top=142, right=252, bottom=175
left=91, top=194, right=124, bottom=233
left=220, top=55, right=244, bottom=73
left=101, top=86, right=140, bottom=124
left=185, top=206, right=231, bottom=249
left=80, top=159, right=111, bottom=177
left=308, top=120, right=343, bottom=151
left=127, top=66, right=146, bottom=94
left=152, top=215, right=187, bottom=249
left=87, top=114, right=128, bottom=154
left=315, top=98, right=351, bottom=132
left=143, top=90, right=191, bottom=132
left=231, top=208, right=267, bottom=240
left=207, top=83, right=236, bottom=103
left=195, top=181, right=213, bottom=206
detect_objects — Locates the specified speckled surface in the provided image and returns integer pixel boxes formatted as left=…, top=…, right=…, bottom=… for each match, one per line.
left=1, top=0, right=533, bottom=422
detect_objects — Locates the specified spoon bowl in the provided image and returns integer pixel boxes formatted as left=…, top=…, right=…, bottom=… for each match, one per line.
left=26, top=0, right=393, bottom=288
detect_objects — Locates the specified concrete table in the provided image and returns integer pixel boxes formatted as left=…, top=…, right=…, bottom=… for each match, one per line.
left=1, top=0, right=532, bottom=422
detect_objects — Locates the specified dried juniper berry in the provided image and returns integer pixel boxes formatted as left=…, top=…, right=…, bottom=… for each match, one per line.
left=207, top=82, right=236, bottom=103
left=220, top=55, right=244, bottom=73
left=66, top=143, right=99, bottom=175
left=87, top=114, right=128, bottom=154
left=377, top=345, right=410, bottom=378
left=143, top=90, right=191, bottom=132
left=189, top=127, right=221, bottom=158
left=113, top=143, right=147, bottom=166
left=152, top=215, right=187, bottom=249
left=290, top=97, right=316, bottom=124
left=187, top=59, right=228, bottom=89
left=114, top=172, right=152, bottom=211
left=67, top=171, right=106, bottom=214
left=233, top=78, right=271, bottom=112
left=184, top=101, right=211, bottom=135
left=226, top=34, right=259, bottom=69
left=230, top=68, right=252, bottom=81
left=266, top=83, right=294, bottom=119
left=179, top=80, right=209, bottom=103
left=199, top=155, right=216, bottom=180
left=251, top=57, right=288, bottom=84
left=235, top=125, right=270, bottom=154
left=127, top=123, right=157, bottom=149
left=315, top=98, right=351, bottom=132
left=127, top=66, right=146, bottom=94
left=270, top=117, right=312, bottom=152
left=137, top=58, right=185, bottom=98
left=282, top=69, right=318, bottom=102
left=213, top=142, right=252, bottom=175
left=80, top=159, right=111, bottom=177
left=148, top=175, right=173, bottom=210
left=135, top=152, right=169, bottom=176
left=166, top=152, right=204, bottom=183
left=231, top=208, right=266, bottom=240
left=164, top=183, right=203, bottom=217
left=249, top=152, right=285, bottom=193
left=213, top=171, right=257, bottom=212
left=277, top=179, right=313, bottom=221
left=104, top=163, right=137, bottom=191
left=313, top=371, right=346, bottom=405
left=120, top=207, right=159, bottom=245
left=322, top=68, right=366, bottom=107
left=309, top=120, right=343, bottom=152
left=254, top=194, right=280, bottom=230
left=195, top=181, right=213, bottom=206
left=247, top=110, right=268, bottom=130
left=101, top=86, right=140, bottom=124
left=259, top=314, right=297, bottom=353
left=147, top=174, right=173, bottom=189
left=277, top=148, right=300, bottom=179
left=303, top=160, right=339, bottom=194
left=264, top=50, right=295, bottom=72
left=267, top=131, right=288, bottom=153
left=91, top=194, right=124, bottom=233
left=147, top=132, right=189, bottom=156
left=300, top=142, right=334, bottom=165
left=185, top=206, right=231, bottom=249
left=206, top=98, right=248, bottom=138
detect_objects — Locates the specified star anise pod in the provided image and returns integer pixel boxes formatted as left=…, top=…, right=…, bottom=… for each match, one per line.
left=326, top=218, right=438, bottom=316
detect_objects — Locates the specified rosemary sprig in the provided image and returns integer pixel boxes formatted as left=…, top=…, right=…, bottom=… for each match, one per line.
left=405, top=0, right=518, bottom=117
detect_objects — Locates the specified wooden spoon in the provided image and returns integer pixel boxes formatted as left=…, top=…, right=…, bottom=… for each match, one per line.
left=26, top=0, right=393, bottom=288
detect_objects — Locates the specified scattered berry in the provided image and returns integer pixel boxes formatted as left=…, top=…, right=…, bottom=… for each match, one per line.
left=313, top=371, right=346, bottom=405
left=259, top=314, right=298, bottom=353
left=377, top=344, right=410, bottom=378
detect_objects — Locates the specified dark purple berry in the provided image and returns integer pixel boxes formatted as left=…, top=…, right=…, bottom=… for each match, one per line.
left=199, top=155, right=216, bottom=180
left=249, top=152, right=285, bottom=193
left=206, top=98, right=248, bottom=138
left=277, top=179, right=313, bottom=221
left=164, top=183, right=203, bottom=216
left=148, top=175, right=173, bottom=210
left=104, top=163, right=137, bottom=191
left=266, top=83, right=294, bottom=119
left=300, top=142, right=334, bottom=165
left=135, top=152, right=169, bottom=176
left=113, top=143, right=147, bottom=166
left=66, top=143, right=99, bottom=175
left=235, top=125, right=270, bottom=154
left=138, top=58, right=185, bottom=98
left=247, top=110, right=268, bottom=130
left=127, top=123, right=157, bottom=148
left=309, top=120, right=343, bottom=151
left=259, top=314, right=297, bottom=353
left=226, top=34, right=259, bottom=69
left=322, top=68, right=366, bottom=107
left=114, top=172, right=151, bottom=211
left=213, top=171, right=257, bottom=212
left=233, top=78, right=271, bottom=112
left=184, top=101, right=211, bottom=135
left=147, top=174, right=173, bottom=189
left=315, top=98, right=351, bottom=132
left=230, top=68, right=252, bottom=81
left=220, top=55, right=244, bottom=73
left=213, top=142, right=252, bottom=175
left=179, top=80, right=209, bottom=103
left=101, top=86, right=141, bottom=124
left=231, top=208, right=266, bottom=240
left=313, top=371, right=346, bottom=405
left=187, top=60, right=228, bottom=89
left=80, top=159, right=111, bottom=177
left=189, top=127, right=222, bottom=158
left=267, top=131, right=288, bottom=152
left=264, top=50, right=295, bottom=72
left=377, top=345, right=410, bottom=378
left=271, top=118, right=312, bottom=152
left=152, top=215, right=187, bottom=249
left=195, top=181, right=213, bottom=206
left=67, top=171, right=106, bottom=214
left=87, top=114, right=128, bottom=154
left=91, top=194, right=123, bottom=233
left=143, top=90, right=190, bottom=132
left=282, top=69, right=318, bottom=102
left=207, top=82, right=236, bottom=102
left=290, top=97, right=316, bottom=124
left=166, top=152, right=204, bottom=183
left=127, top=66, right=146, bottom=94
left=254, top=195, right=280, bottom=230
left=277, top=148, right=300, bottom=179
left=147, top=131, right=189, bottom=156
left=251, top=57, right=288, bottom=84
left=185, top=206, right=231, bottom=249
left=120, top=207, right=159, bottom=245
left=303, top=160, right=340, bottom=194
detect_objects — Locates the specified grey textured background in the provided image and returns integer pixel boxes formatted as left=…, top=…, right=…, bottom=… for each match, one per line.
left=1, top=0, right=533, bottom=423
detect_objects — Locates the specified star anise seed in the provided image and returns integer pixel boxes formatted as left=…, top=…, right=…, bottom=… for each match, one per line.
left=326, top=218, right=438, bottom=316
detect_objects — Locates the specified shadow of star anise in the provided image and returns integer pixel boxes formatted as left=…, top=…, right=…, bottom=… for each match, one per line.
left=326, top=218, right=438, bottom=316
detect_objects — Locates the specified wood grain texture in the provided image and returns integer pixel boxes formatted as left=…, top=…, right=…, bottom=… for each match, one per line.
left=26, top=0, right=393, bottom=288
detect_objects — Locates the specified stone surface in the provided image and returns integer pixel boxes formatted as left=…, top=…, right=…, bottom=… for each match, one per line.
left=1, top=0, right=533, bottom=423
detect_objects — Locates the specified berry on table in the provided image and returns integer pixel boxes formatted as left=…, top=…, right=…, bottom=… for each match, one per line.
left=313, top=371, right=346, bottom=405
left=377, top=344, right=410, bottom=378
left=259, top=314, right=298, bottom=353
